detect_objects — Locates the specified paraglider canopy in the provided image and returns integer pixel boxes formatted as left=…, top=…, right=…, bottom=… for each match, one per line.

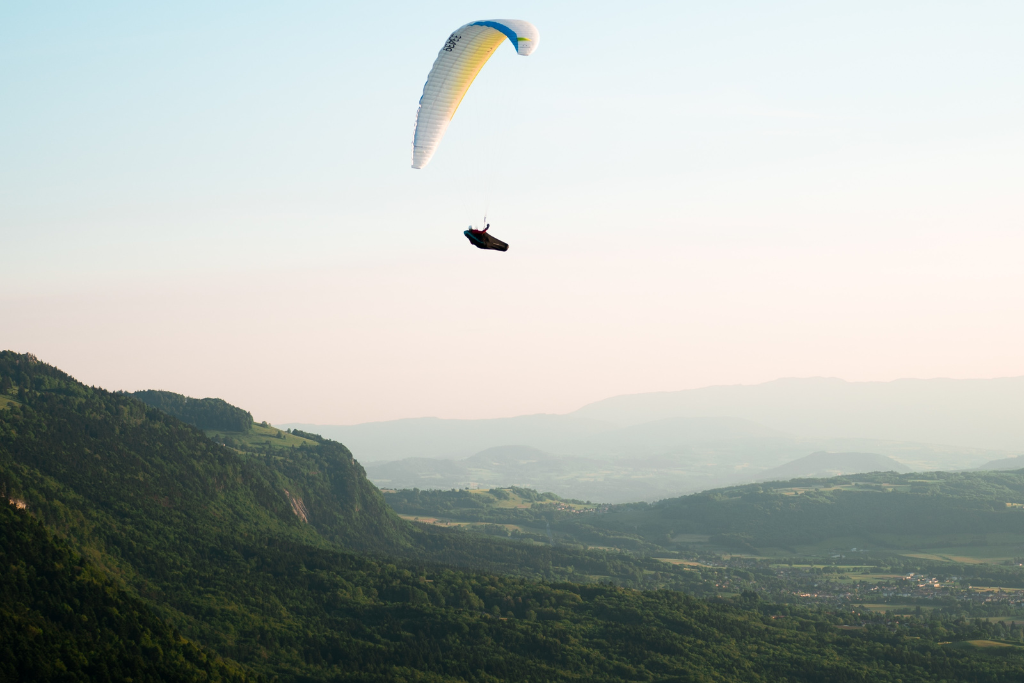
left=411, top=19, right=540, bottom=169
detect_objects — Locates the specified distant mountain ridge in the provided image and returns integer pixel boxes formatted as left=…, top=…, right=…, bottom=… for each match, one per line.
left=367, top=445, right=612, bottom=500
left=367, top=445, right=922, bottom=503
left=464, top=444, right=553, bottom=467
left=571, top=376, right=1024, bottom=451
left=755, top=451, right=910, bottom=482
left=555, top=416, right=788, bottom=459
left=300, top=410, right=1012, bottom=501
left=287, top=377, right=1024, bottom=470
left=975, top=454, right=1024, bottom=471
left=283, top=414, right=613, bottom=462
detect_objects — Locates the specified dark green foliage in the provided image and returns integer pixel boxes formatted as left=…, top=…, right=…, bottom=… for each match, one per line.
left=289, top=428, right=325, bottom=443
left=0, top=503, right=254, bottom=682
left=588, top=472, right=1024, bottom=550
left=9, top=489, right=1024, bottom=682
left=266, top=436, right=411, bottom=550
left=5, top=351, right=1024, bottom=682
left=385, top=488, right=664, bottom=554
left=386, top=487, right=581, bottom=522
left=385, top=479, right=1024, bottom=592
left=0, top=372, right=14, bottom=397
left=131, top=389, right=254, bottom=432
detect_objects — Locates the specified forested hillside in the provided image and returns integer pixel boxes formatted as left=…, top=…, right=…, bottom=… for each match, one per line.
left=0, top=503, right=254, bottom=682
left=131, top=388, right=255, bottom=432
left=583, top=471, right=1024, bottom=551
left=4, top=351, right=1024, bottom=682
left=386, top=476, right=1024, bottom=555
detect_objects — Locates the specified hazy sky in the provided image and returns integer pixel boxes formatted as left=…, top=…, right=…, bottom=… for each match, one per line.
left=3, top=1, right=1023, bottom=425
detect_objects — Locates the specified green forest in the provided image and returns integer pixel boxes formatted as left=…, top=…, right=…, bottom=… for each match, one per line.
left=4, top=351, right=1024, bottom=681
left=386, top=473, right=1024, bottom=555
left=130, top=389, right=255, bottom=432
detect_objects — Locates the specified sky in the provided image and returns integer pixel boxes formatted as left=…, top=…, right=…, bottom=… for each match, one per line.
left=2, top=1, right=1023, bottom=425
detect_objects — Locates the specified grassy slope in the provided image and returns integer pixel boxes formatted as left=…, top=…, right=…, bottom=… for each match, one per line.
left=207, top=422, right=319, bottom=449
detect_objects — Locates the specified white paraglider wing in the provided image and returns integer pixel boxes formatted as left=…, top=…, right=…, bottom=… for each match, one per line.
left=411, top=19, right=539, bottom=169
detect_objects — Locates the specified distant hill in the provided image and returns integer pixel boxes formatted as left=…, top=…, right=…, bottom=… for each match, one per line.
left=975, top=454, right=1024, bottom=471
left=367, top=442, right=912, bottom=504
left=755, top=451, right=910, bottom=482
left=282, top=414, right=613, bottom=462
left=367, top=456, right=474, bottom=487
left=366, top=445, right=610, bottom=499
left=132, top=388, right=253, bottom=432
left=286, top=378, right=1023, bottom=473
left=555, top=416, right=788, bottom=458
left=385, top=469, right=1024, bottom=572
left=360, top=417, right=1008, bottom=501
left=285, top=415, right=785, bottom=464
left=580, top=468, right=1024, bottom=555
left=570, top=376, right=1024, bottom=451
left=463, top=444, right=554, bottom=467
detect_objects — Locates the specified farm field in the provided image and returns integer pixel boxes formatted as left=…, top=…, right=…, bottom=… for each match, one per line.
left=481, top=488, right=598, bottom=511
left=964, top=640, right=1023, bottom=649
left=397, top=514, right=447, bottom=525
left=458, top=487, right=598, bottom=511
left=397, top=513, right=526, bottom=534
left=680, top=540, right=1024, bottom=565
left=858, top=604, right=936, bottom=614
left=205, top=422, right=319, bottom=451
left=711, top=532, right=1024, bottom=564
left=838, top=573, right=904, bottom=582
left=901, top=549, right=1022, bottom=565
left=655, top=558, right=714, bottom=568
left=671, top=534, right=712, bottom=543
left=466, top=488, right=531, bottom=508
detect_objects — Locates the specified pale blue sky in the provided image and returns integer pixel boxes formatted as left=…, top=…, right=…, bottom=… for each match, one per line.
left=3, top=2, right=1023, bottom=423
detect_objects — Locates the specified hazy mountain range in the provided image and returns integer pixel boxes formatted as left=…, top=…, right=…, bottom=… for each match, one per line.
left=368, top=445, right=920, bottom=504
left=571, top=376, right=1024, bottom=450
left=754, top=451, right=910, bottom=482
left=975, top=454, right=1024, bottom=471
left=285, top=377, right=1023, bottom=501
left=287, top=376, right=1024, bottom=459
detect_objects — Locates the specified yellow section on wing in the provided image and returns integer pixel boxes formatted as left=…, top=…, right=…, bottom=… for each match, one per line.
left=448, top=30, right=507, bottom=121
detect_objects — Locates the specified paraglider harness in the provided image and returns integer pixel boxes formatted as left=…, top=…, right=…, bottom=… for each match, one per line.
left=464, top=223, right=509, bottom=251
